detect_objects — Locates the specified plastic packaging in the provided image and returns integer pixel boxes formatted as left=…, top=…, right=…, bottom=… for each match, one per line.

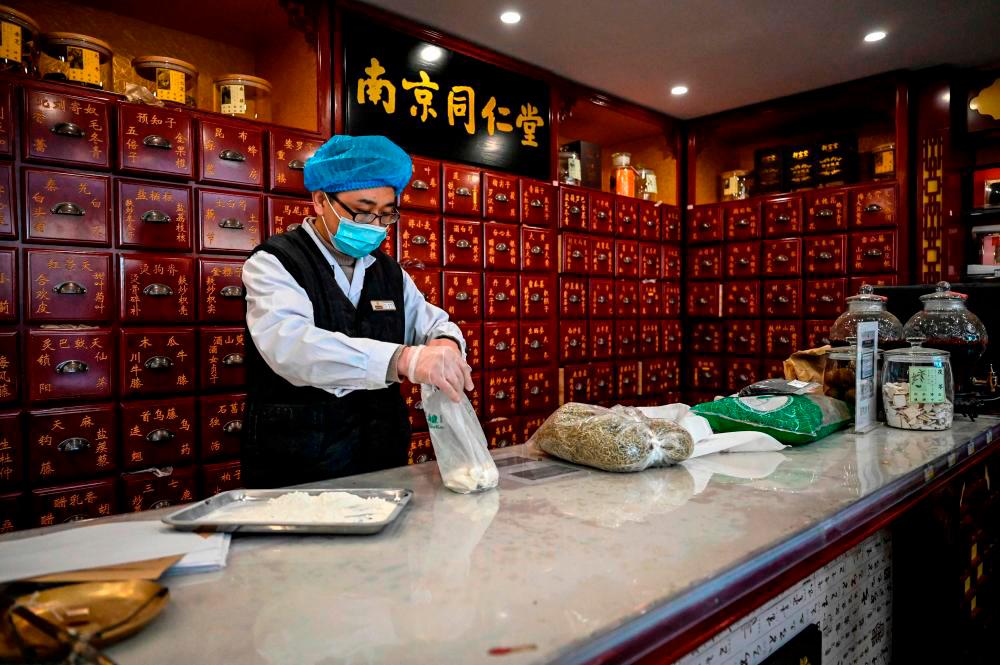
left=691, top=394, right=852, bottom=445
left=738, top=378, right=822, bottom=397
left=421, top=384, right=498, bottom=494
left=529, top=402, right=694, bottom=472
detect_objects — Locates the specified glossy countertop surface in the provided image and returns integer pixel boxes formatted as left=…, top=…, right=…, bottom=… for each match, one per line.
left=5, top=417, right=998, bottom=664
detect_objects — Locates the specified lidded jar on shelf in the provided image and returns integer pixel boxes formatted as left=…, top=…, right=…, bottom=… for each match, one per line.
left=612, top=152, right=636, bottom=197
left=40, top=32, right=113, bottom=90
left=882, top=340, right=954, bottom=431
left=829, top=284, right=904, bottom=349
left=132, top=56, right=198, bottom=107
left=902, top=281, right=988, bottom=393
left=0, top=5, right=41, bottom=76
left=213, top=73, right=272, bottom=121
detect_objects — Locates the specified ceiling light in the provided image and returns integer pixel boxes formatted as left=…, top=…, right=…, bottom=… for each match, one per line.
left=670, top=85, right=688, bottom=96
left=419, top=45, right=443, bottom=62
left=864, top=30, right=887, bottom=43
left=500, top=10, right=521, bottom=24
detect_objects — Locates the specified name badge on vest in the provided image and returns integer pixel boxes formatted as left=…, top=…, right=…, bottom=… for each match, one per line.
left=370, top=300, right=397, bottom=312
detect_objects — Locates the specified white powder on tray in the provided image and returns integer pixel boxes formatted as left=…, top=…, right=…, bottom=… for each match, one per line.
left=202, top=491, right=398, bottom=524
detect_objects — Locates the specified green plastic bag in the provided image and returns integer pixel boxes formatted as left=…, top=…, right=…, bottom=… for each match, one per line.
left=691, top=394, right=851, bottom=445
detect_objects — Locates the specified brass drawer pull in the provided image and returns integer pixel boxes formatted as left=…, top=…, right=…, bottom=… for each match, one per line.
left=288, top=159, right=306, bottom=171
left=456, top=187, right=473, bottom=197
left=220, top=285, right=244, bottom=298
left=622, top=256, right=633, bottom=264
left=863, top=203, right=883, bottom=214
left=568, top=338, right=579, bottom=348
left=219, top=218, right=245, bottom=229
left=820, top=294, right=835, bottom=303
left=569, top=205, right=582, bottom=215
left=143, top=283, right=173, bottom=297
left=142, top=209, right=171, bottom=224
left=222, top=353, right=244, bottom=366
left=411, top=235, right=428, bottom=245
left=738, top=296, right=749, bottom=305
left=776, top=295, right=790, bottom=304
left=494, top=390, right=508, bottom=400
left=738, top=335, right=749, bottom=344
left=411, top=179, right=430, bottom=191
left=775, top=254, right=790, bottom=263
left=495, top=242, right=509, bottom=252
left=699, top=222, right=712, bottom=230
left=144, top=355, right=173, bottom=370
left=701, top=259, right=713, bottom=268
left=734, top=218, right=750, bottom=227
left=495, top=341, right=508, bottom=352
left=455, top=291, right=470, bottom=302
left=698, top=297, right=709, bottom=305
left=775, top=214, right=791, bottom=223
left=529, top=198, right=543, bottom=208
left=494, top=292, right=509, bottom=302
left=818, top=251, right=834, bottom=261
left=530, top=245, right=542, bottom=255
left=571, top=249, right=583, bottom=259
left=596, top=211, right=608, bottom=220
left=55, top=359, right=88, bottom=374
left=456, top=239, right=471, bottom=249
left=778, top=335, right=791, bottom=344
left=597, top=295, right=607, bottom=304
left=54, top=281, right=86, bottom=295
left=51, top=202, right=85, bottom=216
left=494, top=193, right=509, bottom=203
left=530, top=386, right=541, bottom=395
left=738, top=258, right=750, bottom=266
left=223, top=419, right=243, bottom=434
left=145, top=428, right=175, bottom=443
left=58, top=437, right=91, bottom=453
left=530, top=293, right=542, bottom=302
left=529, top=339, right=541, bottom=349
left=622, top=296, right=632, bottom=304
left=864, top=248, right=884, bottom=258
left=219, top=148, right=246, bottom=162
left=143, top=134, right=171, bottom=149
left=568, top=294, right=580, bottom=304
left=815, top=208, right=835, bottom=219
left=52, top=121, right=85, bottom=138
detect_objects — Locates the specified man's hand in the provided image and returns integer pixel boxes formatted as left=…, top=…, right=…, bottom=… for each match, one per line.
left=399, top=344, right=474, bottom=402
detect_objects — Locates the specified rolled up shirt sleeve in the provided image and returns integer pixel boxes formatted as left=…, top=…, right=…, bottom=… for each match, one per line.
left=401, top=269, right=466, bottom=357
left=243, top=251, right=401, bottom=396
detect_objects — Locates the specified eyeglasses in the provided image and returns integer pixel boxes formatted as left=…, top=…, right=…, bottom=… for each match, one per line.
left=329, top=194, right=400, bottom=227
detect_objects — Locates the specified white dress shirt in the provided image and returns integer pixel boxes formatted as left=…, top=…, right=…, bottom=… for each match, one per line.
left=243, top=221, right=465, bottom=397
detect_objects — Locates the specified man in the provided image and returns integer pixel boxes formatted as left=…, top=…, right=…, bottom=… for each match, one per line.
left=241, top=135, right=472, bottom=488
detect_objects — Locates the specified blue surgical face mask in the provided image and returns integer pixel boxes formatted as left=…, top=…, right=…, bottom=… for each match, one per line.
left=322, top=194, right=388, bottom=258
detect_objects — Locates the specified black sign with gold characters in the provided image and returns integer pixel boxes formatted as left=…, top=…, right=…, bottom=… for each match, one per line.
left=343, top=14, right=551, bottom=180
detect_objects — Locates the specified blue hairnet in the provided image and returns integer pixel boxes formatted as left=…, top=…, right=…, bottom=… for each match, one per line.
left=303, top=135, right=412, bottom=195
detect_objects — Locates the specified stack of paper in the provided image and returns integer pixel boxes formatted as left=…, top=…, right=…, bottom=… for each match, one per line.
left=163, top=533, right=231, bottom=576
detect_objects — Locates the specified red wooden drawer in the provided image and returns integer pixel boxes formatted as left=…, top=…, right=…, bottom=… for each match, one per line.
left=561, top=364, right=591, bottom=404
left=120, top=328, right=196, bottom=397
left=409, top=269, right=442, bottom=307
left=268, top=130, right=321, bottom=194
left=590, top=319, right=614, bottom=360
left=456, top=321, right=482, bottom=371
left=616, top=319, right=639, bottom=358
left=523, top=414, right=546, bottom=442
left=31, top=478, right=116, bottom=526
left=763, top=196, right=803, bottom=238
left=559, top=320, right=588, bottom=363
left=642, top=357, right=681, bottom=396
left=690, top=245, right=722, bottom=280
left=763, top=279, right=803, bottom=318
left=399, top=212, right=442, bottom=268
left=617, top=361, right=639, bottom=399
left=689, top=205, right=723, bottom=244
left=443, top=218, right=481, bottom=269
left=198, top=118, right=264, bottom=189
left=0, top=492, right=21, bottom=533
left=661, top=320, right=683, bottom=353
left=402, top=380, right=426, bottom=431
left=521, top=367, right=557, bottom=414
left=122, top=466, right=196, bottom=512
left=763, top=238, right=802, bottom=277
left=805, top=278, right=846, bottom=318
left=690, top=356, right=724, bottom=390
left=804, top=234, right=847, bottom=275
left=199, top=327, right=246, bottom=390
left=850, top=230, right=897, bottom=273
left=407, top=431, right=434, bottom=464
left=763, top=359, right=786, bottom=380
left=121, top=397, right=196, bottom=470
left=117, top=180, right=192, bottom=250
left=639, top=320, right=660, bottom=356
left=401, top=156, right=441, bottom=211
left=520, top=273, right=555, bottom=319
left=24, top=86, right=111, bottom=169
left=637, top=201, right=660, bottom=241
left=198, top=188, right=263, bottom=254
left=484, top=272, right=519, bottom=319
left=851, top=184, right=897, bottom=229
left=727, top=320, right=762, bottom=355
left=849, top=275, right=897, bottom=293
left=590, top=363, right=615, bottom=404
left=202, top=460, right=242, bottom=497
left=690, top=321, right=724, bottom=354
left=484, top=222, right=520, bottom=271
left=662, top=282, right=682, bottom=317
left=728, top=359, right=761, bottom=392
left=0, top=164, right=14, bottom=238
left=615, top=239, right=640, bottom=278
left=442, top=271, right=482, bottom=320
left=27, top=329, right=111, bottom=403
left=589, top=278, right=614, bottom=318
left=590, top=191, right=615, bottom=235
left=615, top=196, right=639, bottom=238
left=120, top=255, right=195, bottom=323
left=687, top=283, right=722, bottom=318
left=485, top=417, right=520, bottom=450
left=559, top=276, right=588, bottom=319
left=639, top=242, right=662, bottom=279
left=0, top=81, right=11, bottom=158
left=661, top=245, right=681, bottom=278
left=586, top=236, right=612, bottom=277
left=483, top=171, right=519, bottom=222
left=520, top=225, right=555, bottom=272
left=26, top=249, right=112, bottom=322
left=520, top=178, right=556, bottom=227
left=199, top=393, right=244, bottom=460
left=725, top=202, right=761, bottom=240
left=804, top=190, right=847, bottom=233
left=639, top=281, right=662, bottom=319
left=727, top=241, right=761, bottom=278
left=804, top=320, right=833, bottom=348
left=661, top=205, right=682, bottom=243
left=484, top=321, right=519, bottom=369
left=118, top=103, right=194, bottom=178
left=765, top=320, right=803, bottom=357
left=0, top=411, right=21, bottom=491
left=558, top=232, right=590, bottom=273
left=198, top=259, right=245, bottom=323
left=443, top=164, right=481, bottom=216
left=0, top=249, right=12, bottom=322
left=28, top=404, right=116, bottom=484
left=724, top=280, right=760, bottom=318
left=0, top=331, right=16, bottom=403
left=265, top=196, right=310, bottom=236
left=559, top=187, right=588, bottom=231
left=484, top=370, right=518, bottom=419
left=519, top=321, right=556, bottom=367
left=24, top=168, right=110, bottom=245
left=615, top=280, right=640, bottom=318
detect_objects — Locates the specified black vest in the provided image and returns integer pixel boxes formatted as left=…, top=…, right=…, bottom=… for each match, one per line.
left=242, top=226, right=411, bottom=488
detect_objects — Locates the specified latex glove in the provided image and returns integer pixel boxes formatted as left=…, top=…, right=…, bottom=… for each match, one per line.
left=400, top=344, right=473, bottom=402
left=426, top=337, right=462, bottom=353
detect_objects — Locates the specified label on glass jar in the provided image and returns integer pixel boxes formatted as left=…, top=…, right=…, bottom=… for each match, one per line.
left=66, top=47, right=101, bottom=86
left=909, top=366, right=945, bottom=403
left=0, top=21, right=21, bottom=62
left=220, top=84, right=247, bottom=115
left=854, top=321, right=878, bottom=433
left=568, top=154, right=581, bottom=181
left=643, top=172, right=658, bottom=195
left=156, top=67, right=187, bottom=104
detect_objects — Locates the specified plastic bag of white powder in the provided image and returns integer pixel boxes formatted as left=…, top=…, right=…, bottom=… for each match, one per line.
left=421, top=384, right=499, bottom=493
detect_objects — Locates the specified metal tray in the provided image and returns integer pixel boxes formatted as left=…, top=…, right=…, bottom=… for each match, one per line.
left=161, top=488, right=413, bottom=534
